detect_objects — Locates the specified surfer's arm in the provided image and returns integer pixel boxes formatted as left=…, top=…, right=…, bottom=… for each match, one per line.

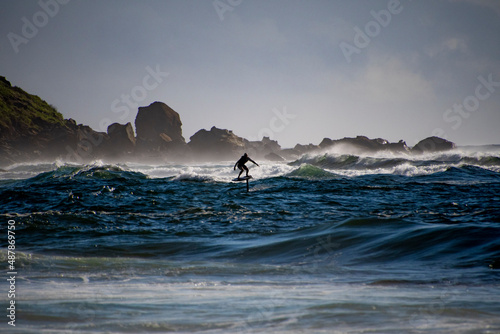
left=250, top=159, right=259, bottom=166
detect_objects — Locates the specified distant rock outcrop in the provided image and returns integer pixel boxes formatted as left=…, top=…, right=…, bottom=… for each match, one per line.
left=411, top=136, right=456, bottom=154
left=105, top=122, right=136, bottom=157
left=135, top=102, right=185, bottom=156
left=318, top=136, right=410, bottom=154
left=188, top=126, right=245, bottom=160
left=244, top=136, right=282, bottom=159
left=386, top=140, right=411, bottom=154
left=294, top=143, right=321, bottom=155
left=187, top=130, right=290, bottom=162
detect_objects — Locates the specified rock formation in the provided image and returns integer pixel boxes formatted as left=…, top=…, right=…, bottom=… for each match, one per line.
left=294, top=143, right=321, bottom=155
left=105, top=122, right=136, bottom=158
left=187, top=129, right=289, bottom=161
left=0, top=75, right=459, bottom=167
left=188, top=126, right=246, bottom=160
left=244, top=136, right=283, bottom=160
left=62, top=121, right=109, bottom=163
left=318, top=136, right=410, bottom=154
left=135, top=102, right=186, bottom=156
left=0, top=76, right=111, bottom=165
left=411, top=136, right=456, bottom=154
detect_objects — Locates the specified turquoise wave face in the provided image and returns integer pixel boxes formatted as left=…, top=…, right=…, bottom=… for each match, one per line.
left=286, top=163, right=338, bottom=179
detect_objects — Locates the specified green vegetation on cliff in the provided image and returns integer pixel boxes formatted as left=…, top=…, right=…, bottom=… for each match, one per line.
left=0, top=76, right=65, bottom=137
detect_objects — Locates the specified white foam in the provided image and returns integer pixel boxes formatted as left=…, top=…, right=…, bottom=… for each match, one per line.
left=127, top=161, right=295, bottom=182
left=2, top=147, right=499, bottom=181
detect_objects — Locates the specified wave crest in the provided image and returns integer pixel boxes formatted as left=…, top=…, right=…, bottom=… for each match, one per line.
left=289, top=150, right=500, bottom=176
left=286, top=164, right=337, bottom=179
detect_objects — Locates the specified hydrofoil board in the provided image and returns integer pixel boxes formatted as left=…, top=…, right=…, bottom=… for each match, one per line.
left=232, top=175, right=252, bottom=182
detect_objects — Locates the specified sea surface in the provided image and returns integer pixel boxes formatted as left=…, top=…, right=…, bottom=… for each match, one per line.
left=1, top=147, right=500, bottom=333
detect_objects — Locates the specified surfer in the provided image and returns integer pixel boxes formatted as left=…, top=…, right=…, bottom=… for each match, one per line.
left=234, top=153, right=259, bottom=179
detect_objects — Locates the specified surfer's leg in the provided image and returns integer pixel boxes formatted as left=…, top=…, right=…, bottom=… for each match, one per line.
left=243, top=165, right=249, bottom=176
left=238, top=166, right=244, bottom=178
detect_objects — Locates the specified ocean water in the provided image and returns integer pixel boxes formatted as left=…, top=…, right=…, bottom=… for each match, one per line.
left=1, top=148, right=500, bottom=333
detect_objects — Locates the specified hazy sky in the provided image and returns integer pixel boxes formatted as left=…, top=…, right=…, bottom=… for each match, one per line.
left=1, top=0, right=499, bottom=147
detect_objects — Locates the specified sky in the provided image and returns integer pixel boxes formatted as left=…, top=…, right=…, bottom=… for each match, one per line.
left=1, top=0, right=499, bottom=148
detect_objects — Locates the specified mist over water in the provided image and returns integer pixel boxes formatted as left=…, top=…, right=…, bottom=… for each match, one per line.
left=1, top=147, right=500, bottom=333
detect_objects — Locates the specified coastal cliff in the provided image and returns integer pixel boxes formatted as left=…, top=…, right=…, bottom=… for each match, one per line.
left=0, top=76, right=457, bottom=167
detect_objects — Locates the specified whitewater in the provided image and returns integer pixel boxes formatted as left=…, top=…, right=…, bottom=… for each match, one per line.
left=1, top=147, right=500, bottom=333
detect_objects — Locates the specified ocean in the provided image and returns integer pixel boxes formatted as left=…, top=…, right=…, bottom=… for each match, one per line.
left=1, top=147, right=500, bottom=333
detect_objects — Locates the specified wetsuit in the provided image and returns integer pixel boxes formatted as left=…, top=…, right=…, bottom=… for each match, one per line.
left=234, top=154, right=258, bottom=178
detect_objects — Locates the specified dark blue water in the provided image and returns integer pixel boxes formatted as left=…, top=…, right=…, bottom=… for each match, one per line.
left=1, top=149, right=500, bottom=333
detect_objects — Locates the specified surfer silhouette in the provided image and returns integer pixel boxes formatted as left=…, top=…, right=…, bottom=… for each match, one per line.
left=234, top=153, right=259, bottom=179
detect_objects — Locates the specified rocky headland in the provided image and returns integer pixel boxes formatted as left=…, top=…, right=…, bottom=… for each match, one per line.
left=0, top=76, right=456, bottom=167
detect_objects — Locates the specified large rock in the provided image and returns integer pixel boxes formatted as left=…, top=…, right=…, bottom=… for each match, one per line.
left=105, top=122, right=136, bottom=157
left=319, top=136, right=410, bottom=154
left=188, top=126, right=245, bottom=160
left=411, top=136, right=455, bottom=154
left=135, top=102, right=185, bottom=154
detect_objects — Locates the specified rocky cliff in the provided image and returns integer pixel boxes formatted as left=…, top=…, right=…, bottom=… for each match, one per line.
left=0, top=76, right=139, bottom=165
left=0, top=75, right=458, bottom=167
left=0, top=76, right=108, bottom=165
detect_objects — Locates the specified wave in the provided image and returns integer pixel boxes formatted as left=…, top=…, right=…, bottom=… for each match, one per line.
left=22, top=164, right=148, bottom=184
left=285, top=164, right=338, bottom=179
left=8, top=216, right=498, bottom=273
left=289, top=150, right=500, bottom=177
left=217, top=218, right=500, bottom=270
left=3, top=149, right=499, bottom=183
